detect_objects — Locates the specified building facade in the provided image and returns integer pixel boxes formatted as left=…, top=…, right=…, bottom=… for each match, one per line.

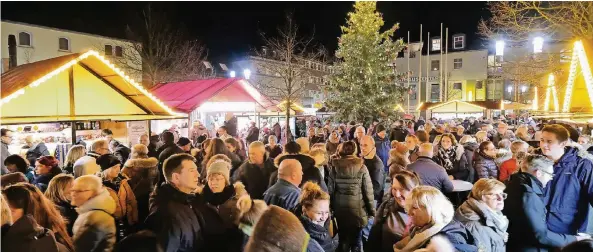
left=1, top=20, right=139, bottom=76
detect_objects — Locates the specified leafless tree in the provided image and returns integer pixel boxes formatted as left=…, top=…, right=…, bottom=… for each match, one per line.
left=112, top=5, right=210, bottom=88
left=253, top=14, right=326, bottom=138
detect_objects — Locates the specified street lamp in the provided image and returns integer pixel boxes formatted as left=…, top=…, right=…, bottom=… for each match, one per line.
left=521, top=86, right=527, bottom=93
left=230, top=71, right=236, bottom=78
left=533, top=37, right=544, bottom=53
left=496, top=40, right=505, bottom=56
left=243, top=69, right=251, bottom=80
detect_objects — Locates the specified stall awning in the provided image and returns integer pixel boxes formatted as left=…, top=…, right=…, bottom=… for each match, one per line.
left=1, top=50, right=186, bottom=125
left=417, top=100, right=501, bottom=112
left=151, top=78, right=276, bottom=113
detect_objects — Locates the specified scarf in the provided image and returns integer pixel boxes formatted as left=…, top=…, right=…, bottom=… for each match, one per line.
left=202, top=184, right=235, bottom=206
left=436, top=146, right=456, bottom=170
left=393, top=223, right=447, bottom=252
left=464, top=197, right=509, bottom=242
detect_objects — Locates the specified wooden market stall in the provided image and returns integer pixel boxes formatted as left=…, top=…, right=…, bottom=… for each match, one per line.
left=417, top=100, right=502, bottom=120
left=1, top=50, right=186, bottom=164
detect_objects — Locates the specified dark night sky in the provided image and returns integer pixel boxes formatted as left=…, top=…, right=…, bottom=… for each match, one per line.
left=1, top=1, right=489, bottom=63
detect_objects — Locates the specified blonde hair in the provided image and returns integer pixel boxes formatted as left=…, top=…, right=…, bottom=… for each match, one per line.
left=510, top=140, right=528, bottom=156
left=470, top=178, right=506, bottom=200
left=475, top=131, right=489, bottom=143
left=44, top=174, right=74, bottom=204
left=299, top=182, right=330, bottom=209
left=405, top=186, right=454, bottom=225
left=311, top=143, right=326, bottom=152
left=90, top=139, right=108, bottom=152
left=0, top=194, right=11, bottom=226
left=515, top=125, right=529, bottom=140
left=309, top=149, right=327, bottom=167
left=65, top=145, right=86, bottom=167
left=295, top=137, right=310, bottom=154
left=521, top=154, right=554, bottom=174
left=459, top=135, right=476, bottom=145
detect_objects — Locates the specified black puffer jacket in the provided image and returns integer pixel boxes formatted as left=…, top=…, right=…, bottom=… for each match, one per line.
left=54, top=200, right=78, bottom=237
left=328, top=156, right=376, bottom=228
left=112, top=144, right=131, bottom=166
left=232, top=158, right=277, bottom=199
left=155, top=143, right=183, bottom=185
left=462, top=142, right=479, bottom=183
left=146, top=183, right=206, bottom=252
left=269, top=153, right=328, bottom=192
left=1, top=215, right=60, bottom=252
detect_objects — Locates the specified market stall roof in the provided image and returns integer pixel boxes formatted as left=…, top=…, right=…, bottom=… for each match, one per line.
left=417, top=100, right=501, bottom=112
left=150, top=78, right=277, bottom=113
left=1, top=50, right=186, bottom=125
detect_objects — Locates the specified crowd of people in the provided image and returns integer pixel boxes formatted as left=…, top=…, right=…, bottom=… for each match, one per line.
left=3, top=115, right=593, bottom=252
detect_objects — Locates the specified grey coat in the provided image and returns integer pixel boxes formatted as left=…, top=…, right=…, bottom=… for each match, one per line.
left=455, top=198, right=508, bottom=252
left=73, top=189, right=116, bottom=252
left=328, top=156, right=376, bottom=228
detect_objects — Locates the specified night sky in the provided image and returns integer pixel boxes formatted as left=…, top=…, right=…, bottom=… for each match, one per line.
left=2, top=1, right=489, bottom=63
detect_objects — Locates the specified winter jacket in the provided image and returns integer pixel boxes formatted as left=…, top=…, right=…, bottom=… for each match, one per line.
left=232, top=158, right=277, bottom=199
left=474, top=151, right=499, bottom=181
left=200, top=182, right=249, bottom=252
left=455, top=198, right=508, bottom=252
left=363, top=155, right=385, bottom=204
left=270, top=153, right=328, bottom=192
left=146, top=183, right=206, bottom=252
left=465, top=122, right=480, bottom=135
left=499, top=158, right=518, bottom=182
left=1, top=215, right=60, bottom=252
left=265, top=145, right=283, bottom=159
left=436, top=220, right=480, bottom=252
left=73, top=189, right=116, bottom=252
left=433, top=144, right=471, bottom=182
left=156, top=142, right=183, bottom=185
left=387, top=150, right=409, bottom=179
left=32, top=166, right=62, bottom=193
left=246, top=126, right=260, bottom=144
left=112, top=144, right=131, bottom=166
left=504, top=172, right=577, bottom=252
left=429, top=129, right=440, bottom=143
left=327, top=156, right=376, bottom=228
left=389, top=126, right=409, bottom=143
left=1, top=141, right=10, bottom=174
left=492, top=131, right=516, bottom=147
left=544, top=146, right=593, bottom=235
left=407, top=157, right=454, bottom=193
left=367, top=198, right=410, bottom=252
left=25, top=142, right=50, bottom=168
left=409, top=147, right=420, bottom=163
left=102, top=174, right=138, bottom=239
left=374, top=135, right=390, bottom=168
left=123, top=157, right=158, bottom=227
left=264, top=179, right=301, bottom=210
left=54, top=200, right=78, bottom=236
left=462, top=142, right=478, bottom=183
left=298, top=213, right=338, bottom=252
left=189, top=126, right=210, bottom=145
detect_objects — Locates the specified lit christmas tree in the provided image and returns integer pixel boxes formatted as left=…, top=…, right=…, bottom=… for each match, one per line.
left=325, top=1, right=407, bottom=123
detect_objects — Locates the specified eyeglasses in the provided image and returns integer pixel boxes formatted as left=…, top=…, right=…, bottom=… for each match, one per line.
left=486, top=192, right=507, bottom=200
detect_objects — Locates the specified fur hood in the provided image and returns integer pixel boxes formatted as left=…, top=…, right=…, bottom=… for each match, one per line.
left=388, top=149, right=409, bottom=167
left=124, top=157, right=158, bottom=170
left=331, top=156, right=364, bottom=173
left=76, top=189, right=116, bottom=215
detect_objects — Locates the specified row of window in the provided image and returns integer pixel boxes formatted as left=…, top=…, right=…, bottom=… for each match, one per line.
left=15, top=31, right=123, bottom=57
left=406, top=81, right=484, bottom=100
left=304, top=60, right=332, bottom=73
left=431, top=35, right=465, bottom=51
left=429, top=58, right=463, bottom=71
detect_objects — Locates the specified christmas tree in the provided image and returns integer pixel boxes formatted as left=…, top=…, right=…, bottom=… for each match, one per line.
left=325, top=1, right=407, bottom=123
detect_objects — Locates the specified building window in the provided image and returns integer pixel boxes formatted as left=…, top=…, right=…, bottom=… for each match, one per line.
left=431, top=84, right=440, bottom=101
left=431, top=60, right=439, bottom=71
left=453, top=82, right=462, bottom=90
left=105, top=45, right=113, bottom=56
left=410, top=85, right=416, bottom=100
left=432, top=38, right=441, bottom=51
left=453, top=58, right=463, bottom=69
left=115, top=46, right=123, bottom=57
left=58, top=37, right=70, bottom=51
left=18, top=32, right=31, bottom=46
left=409, top=51, right=416, bottom=58
left=476, top=81, right=483, bottom=89
left=453, top=35, right=465, bottom=49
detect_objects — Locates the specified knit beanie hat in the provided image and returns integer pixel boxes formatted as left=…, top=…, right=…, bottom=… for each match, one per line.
left=207, top=160, right=231, bottom=185
left=245, top=205, right=310, bottom=252
left=96, top=154, right=121, bottom=171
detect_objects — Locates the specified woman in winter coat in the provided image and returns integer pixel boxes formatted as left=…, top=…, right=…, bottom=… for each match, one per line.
left=45, top=174, right=78, bottom=236
left=393, top=186, right=456, bottom=251
left=32, top=156, right=63, bottom=192
left=459, top=136, right=479, bottom=183
left=326, top=130, right=341, bottom=156
left=3, top=154, right=35, bottom=182
left=433, top=133, right=471, bottom=182
left=367, top=170, right=421, bottom=252
left=455, top=178, right=508, bottom=252
left=387, top=142, right=410, bottom=179
left=96, top=154, right=138, bottom=240
left=122, top=144, right=159, bottom=229
left=63, top=145, right=86, bottom=175
left=3, top=183, right=74, bottom=252
left=200, top=160, right=250, bottom=251
left=327, top=141, right=375, bottom=252
left=293, top=181, right=338, bottom=252
left=474, top=141, right=499, bottom=180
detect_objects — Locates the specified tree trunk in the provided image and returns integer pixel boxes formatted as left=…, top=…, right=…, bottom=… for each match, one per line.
left=286, top=100, right=291, bottom=142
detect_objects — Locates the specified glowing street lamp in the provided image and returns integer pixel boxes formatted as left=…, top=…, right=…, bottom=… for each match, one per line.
left=507, top=86, right=513, bottom=93
left=533, top=37, right=544, bottom=53
left=496, top=40, right=505, bottom=56
left=230, top=71, right=236, bottom=78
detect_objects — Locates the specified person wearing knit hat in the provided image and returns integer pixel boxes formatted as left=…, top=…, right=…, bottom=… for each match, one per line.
left=207, top=160, right=231, bottom=189
left=177, top=137, right=193, bottom=153
left=373, top=124, right=390, bottom=169
left=245, top=205, right=323, bottom=252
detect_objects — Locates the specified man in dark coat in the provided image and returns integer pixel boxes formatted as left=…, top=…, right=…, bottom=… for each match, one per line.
left=465, top=117, right=480, bottom=135
left=155, top=131, right=183, bottom=186
left=407, top=143, right=454, bottom=193
left=146, top=153, right=207, bottom=252
left=269, top=141, right=327, bottom=192
left=389, top=120, right=409, bottom=143
left=541, top=124, right=593, bottom=235
left=109, top=140, right=131, bottom=166
left=504, top=155, right=585, bottom=251
left=360, top=135, right=385, bottom=206
left=263, top=159, right=302, bottom=210
left=245, top=122, right=260, bottom=145
left=232, top=141, right=278, bottom=199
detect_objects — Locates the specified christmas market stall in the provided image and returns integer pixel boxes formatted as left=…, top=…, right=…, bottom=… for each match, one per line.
left=1, top=50, right=186, bottom=165
left=416, top=100, right=503, bottom=120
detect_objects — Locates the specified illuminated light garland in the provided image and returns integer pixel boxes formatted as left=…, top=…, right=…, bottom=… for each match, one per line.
left=1, top=50, right=186, bottom=117
left=532, top=87, right=538, bottom=110
left=562, top=41, right=593, bottom=113
left=394, top=104, right=405, bottom=112
left=544, top=74, right=559, bottom=112
left=416, top=102, right=424, bottom=111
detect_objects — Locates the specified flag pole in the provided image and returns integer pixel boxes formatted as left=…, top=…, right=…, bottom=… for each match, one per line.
left=419, top=24, right=423, bottom=104
left=440, top=23, right=444, bottom=102
left=427, top=31, right=430, bottom=102
left=407, top=30, right=411, bottom=114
